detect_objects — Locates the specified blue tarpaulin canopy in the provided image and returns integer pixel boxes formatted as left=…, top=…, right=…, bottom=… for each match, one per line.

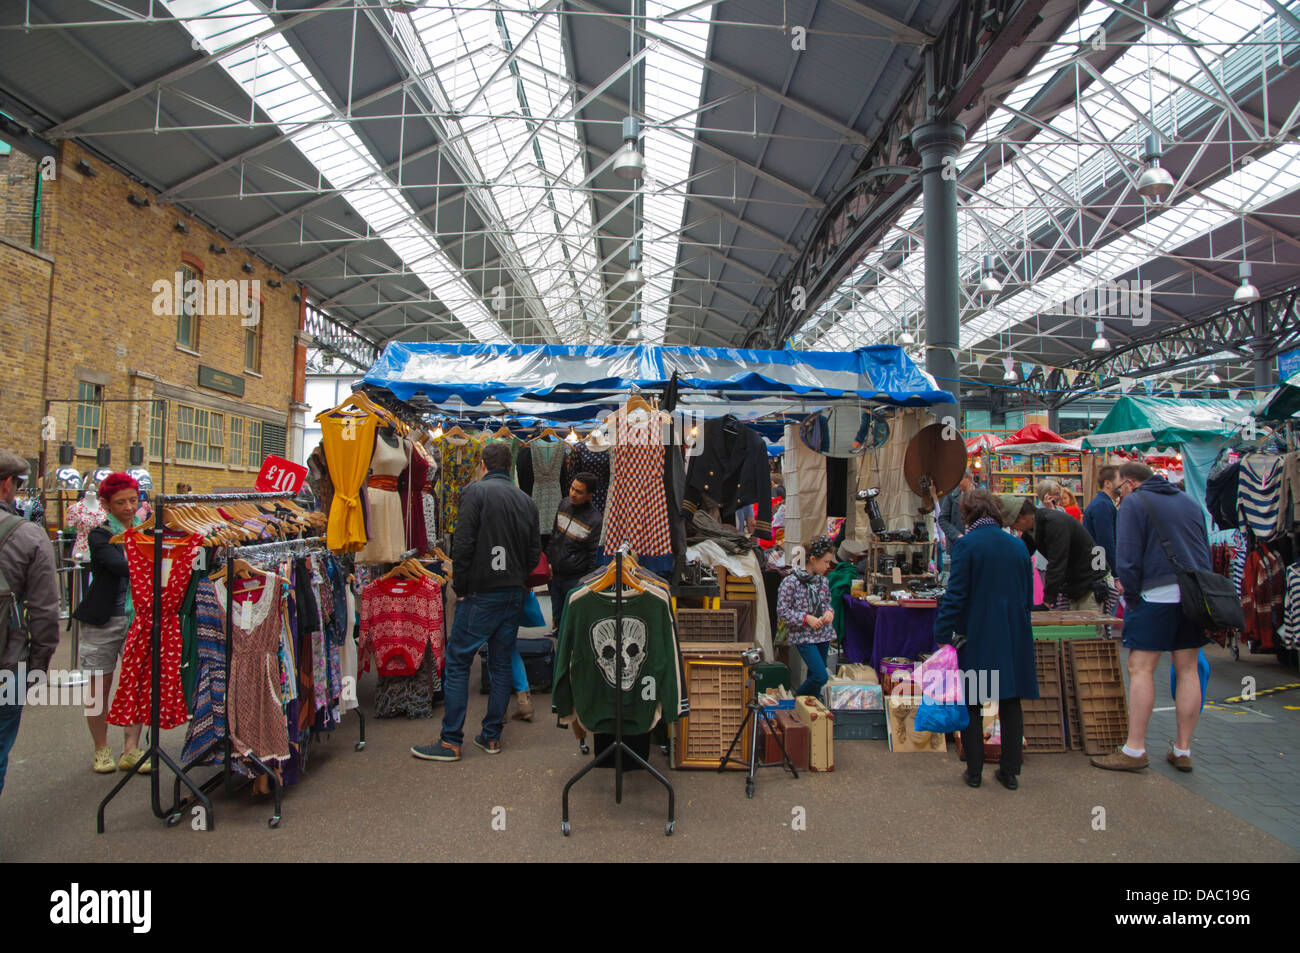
left=360, top=342, right=954, bottom=409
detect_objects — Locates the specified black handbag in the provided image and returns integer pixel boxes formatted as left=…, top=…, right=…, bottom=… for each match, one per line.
left=1132, top=494, right=1244, bottom=631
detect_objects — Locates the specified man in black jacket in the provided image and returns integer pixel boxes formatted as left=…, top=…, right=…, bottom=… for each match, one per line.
left=937, top=470, right=973, bottom=554
left=1031, top=496, right=1111, bottom=611
left=547, top=472, right=603, bottom=637
left=413, top=442, right=540, bottom=762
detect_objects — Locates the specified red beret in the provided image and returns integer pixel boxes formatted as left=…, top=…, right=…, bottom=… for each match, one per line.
left=97, top=472, right=139, bottom=502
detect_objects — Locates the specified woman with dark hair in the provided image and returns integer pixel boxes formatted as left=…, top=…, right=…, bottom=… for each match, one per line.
left=933, top=489, right=1038, bottom=790
left=776, top=536, right=837, bottom=698
left=72, top=472, right=149, bottom=774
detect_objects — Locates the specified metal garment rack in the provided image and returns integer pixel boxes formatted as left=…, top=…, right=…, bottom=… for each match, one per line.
left=175, top=532, right=364, bottom=830
left=94, top=492, right=320, bottom=832
left=561, top=545, right=676, bottom=837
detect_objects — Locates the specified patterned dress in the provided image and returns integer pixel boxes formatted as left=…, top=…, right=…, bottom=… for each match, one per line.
left=564, top=441, right=611, bottom=511
left=181, top=580, right=228, bottom=765
left=528, top=440, right=567, bottom=533
left=108, top=529, right=204, bottom=730
left=222, top=576, right=292, bottom=764
left=434, top=433, right=485, bottom=536
left=603, top=412, right=672, bottom=557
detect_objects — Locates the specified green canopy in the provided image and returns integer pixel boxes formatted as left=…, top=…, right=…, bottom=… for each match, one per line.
left=1255, top=373, right=1300, bottom=421
left=1083, top=397, right=1254, bottom=450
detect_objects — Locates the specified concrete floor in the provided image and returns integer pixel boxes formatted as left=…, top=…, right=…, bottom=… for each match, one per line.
left=3, top=630, right=1297, bottom=863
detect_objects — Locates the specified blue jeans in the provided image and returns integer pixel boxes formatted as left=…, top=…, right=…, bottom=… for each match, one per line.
left=441, top=589, right=524, bottom=746
left=0, top=694, right=23, bottom=797
left=795, top=642, right=830, bottom=698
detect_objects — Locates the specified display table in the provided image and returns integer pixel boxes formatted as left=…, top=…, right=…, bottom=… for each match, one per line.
left=1030, top=611, right=1120, bottom=640
left=841, top=595, right=938, bottom=672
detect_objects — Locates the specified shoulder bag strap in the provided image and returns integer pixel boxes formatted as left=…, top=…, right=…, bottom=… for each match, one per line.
left=1130, top=492, right=1185, bottom=574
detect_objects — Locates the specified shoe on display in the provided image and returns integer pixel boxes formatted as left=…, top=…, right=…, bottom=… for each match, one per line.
left=118, top=748, right=152, bottom=774
left=473, top=734, right=502, bottom=755
left=92, top=746, right=116, bottom=774
left=411, top=740, right=461, bottom=762
left=511, top=690, right=534, bottom=722
left=1089, top=748, right=1149, bottom=772
left=1166, top=746, right=1193, bottom=773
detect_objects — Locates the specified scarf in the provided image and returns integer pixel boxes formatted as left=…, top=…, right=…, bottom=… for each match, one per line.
left=105, top=513, right=141, bottom=625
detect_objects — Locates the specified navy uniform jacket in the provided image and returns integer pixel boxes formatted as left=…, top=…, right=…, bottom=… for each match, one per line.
left=934, top=523, right=1039, bottom=700
left=682, top=416, right=772, bottom=539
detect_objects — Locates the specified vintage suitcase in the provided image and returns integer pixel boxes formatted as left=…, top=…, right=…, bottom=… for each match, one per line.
left=794, top=695, right=835, bottom=771
left=754, top=662, right=790, bottom=693
left=758, top=709, right=810, bottom=771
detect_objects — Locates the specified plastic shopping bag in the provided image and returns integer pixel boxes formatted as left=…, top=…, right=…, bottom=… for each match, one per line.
left=913, top=644, right=969, bottom=733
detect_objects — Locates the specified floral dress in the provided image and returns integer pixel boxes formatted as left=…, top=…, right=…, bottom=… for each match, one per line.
left=433, top=433, right=485, bottom=536
left=108, top=529, right=204, bottom=729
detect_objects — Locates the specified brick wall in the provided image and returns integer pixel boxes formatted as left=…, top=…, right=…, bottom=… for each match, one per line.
left=0, top=150, right=38, bottom=248
left=0, top=140, right=304, bottom=499
left=0, top=237, right=53, bottom=456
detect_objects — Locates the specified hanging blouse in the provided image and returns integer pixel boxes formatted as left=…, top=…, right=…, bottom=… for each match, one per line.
left=526, top=439, right=567, bottom=534
left=320, top=410, right=379, bottom=553
left=358, top=431, right=409, bottom=565
left=563, top=441, right=611, bottom=511
left=433, top=433, right=485, bottom=536
left=1237, top=453, right=1284, bottom=540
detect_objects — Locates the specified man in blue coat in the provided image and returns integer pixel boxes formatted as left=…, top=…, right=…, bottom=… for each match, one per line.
left=1082, top=465, right=1120, bottom=574
left=934, top=490, right=1038, bottom=790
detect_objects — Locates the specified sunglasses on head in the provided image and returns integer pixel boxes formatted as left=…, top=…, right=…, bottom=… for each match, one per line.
left=7, top=473, right=27, bottom=489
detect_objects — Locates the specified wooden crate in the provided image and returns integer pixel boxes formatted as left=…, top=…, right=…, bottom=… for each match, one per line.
left=1061, top=642, right=1083, bottom=750
left=673, top=655, right=750, bottom=769
left=674, top=607, right=737, bottom=643
left=1067, top=640, right=1129, bottom=756
left=1022, top=641, right=1067, bottom=753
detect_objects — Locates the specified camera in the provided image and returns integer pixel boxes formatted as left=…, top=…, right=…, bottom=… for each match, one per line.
left=740, top=646, right=764, bottom=666
left=857, top=487, right=886, bottom=534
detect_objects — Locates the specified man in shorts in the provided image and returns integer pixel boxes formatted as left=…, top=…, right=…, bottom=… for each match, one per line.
left=1091, top=462, right=1210, bottom=773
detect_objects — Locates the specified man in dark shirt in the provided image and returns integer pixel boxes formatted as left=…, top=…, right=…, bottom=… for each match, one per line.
left=937, top=470, right=973, bottom=554
left=412, top=442, right=540, bottom=763
left=1030, top=487, right=1110, bottom=611
left=1082, top=465, right=1120, bottom=575
left=547, top=472, right=604, bottom=637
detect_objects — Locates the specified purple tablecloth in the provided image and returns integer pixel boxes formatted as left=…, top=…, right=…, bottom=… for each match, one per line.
left=841, top=596, right=938, bottom=672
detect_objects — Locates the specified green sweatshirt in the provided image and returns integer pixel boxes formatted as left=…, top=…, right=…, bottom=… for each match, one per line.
left=553, top=588, right=683, bottom=734
left=827, top=560, right=862, bottom=644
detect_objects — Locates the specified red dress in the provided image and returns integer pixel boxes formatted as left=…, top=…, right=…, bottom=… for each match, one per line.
left=108, top=529, right=204, bottom=729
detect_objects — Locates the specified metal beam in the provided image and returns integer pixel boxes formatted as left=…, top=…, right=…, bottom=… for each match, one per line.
left=828, top=0, right=933, bottom=46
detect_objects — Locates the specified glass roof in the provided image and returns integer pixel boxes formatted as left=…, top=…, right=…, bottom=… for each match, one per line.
left=164, top=0, right=513, bottom=343
left=808, top=0, right=1300, bottom=359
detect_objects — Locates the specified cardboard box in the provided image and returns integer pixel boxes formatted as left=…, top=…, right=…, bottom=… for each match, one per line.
left=885, top=695, right=948, bottom=753
left=794, top=695, right=835, bottom=771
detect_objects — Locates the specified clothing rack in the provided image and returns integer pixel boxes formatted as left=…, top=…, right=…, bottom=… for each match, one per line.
left=96, top=492, right=328, bottom=833
left=561, top=544, right=676, bottom=837
left=176, top=533, right=363, bottom=829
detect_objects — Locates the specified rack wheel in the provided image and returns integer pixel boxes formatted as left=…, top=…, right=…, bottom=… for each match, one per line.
left=355, top=741, right=366, bottom=751
left=268, top=816, right=281, bottom=829
left=665, top=821, right=675, bottom=836
left=561, top=821, right=571, bottom=836
left=166, top=812, right=183, bottom=827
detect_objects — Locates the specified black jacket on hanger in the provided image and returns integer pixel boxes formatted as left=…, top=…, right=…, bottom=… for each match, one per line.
left=682, top=415, right=772, bottom=540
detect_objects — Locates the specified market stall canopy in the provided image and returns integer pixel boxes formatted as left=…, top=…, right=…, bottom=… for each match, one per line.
left=1083, top=397, right=1254, bottom=450
left=995, top=423, right=1083, bottom=454
left=1255, top=368, right=1300, bottom=421
left=360, top=342, right=955, bottom=408
left=965, top=433, right=1000, bottom=454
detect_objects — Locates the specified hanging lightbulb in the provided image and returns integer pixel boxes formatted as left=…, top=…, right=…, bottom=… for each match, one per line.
left=899, top=327, right=915, bottom=345
left=1091, top=320, right=1110, bottom=351
left=1136, top=134, right=1175, bottom=203
left=977, top=255, right=1002, bottom=297
left=1206, top=370, right=1221, bottom=384
left=624, top=242, right=644, bottom=287
left=612, top=116, right=646, bottom=180
left=1234, top=262, right=1260, bottom=304
left=565, top=427, right=579, bottom=444
left=626, top=309, right=643, bottom=342
left=1003, top=366, right=1018, bottom=383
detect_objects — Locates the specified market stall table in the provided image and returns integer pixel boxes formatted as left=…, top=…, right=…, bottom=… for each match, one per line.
left=841, top=595, right=938, bottom=672
left=1030, top=611, right=1121, bottom=640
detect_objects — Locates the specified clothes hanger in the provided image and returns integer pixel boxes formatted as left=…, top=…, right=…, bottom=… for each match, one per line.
left=624, top=393, right=653, bottom=416
left=494, top=424, right=513, bottom=439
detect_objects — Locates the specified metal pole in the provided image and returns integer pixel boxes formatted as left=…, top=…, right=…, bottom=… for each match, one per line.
left=911, top=115, right=966, bottom=425
left=1254, top=300, right=1274, bottom=395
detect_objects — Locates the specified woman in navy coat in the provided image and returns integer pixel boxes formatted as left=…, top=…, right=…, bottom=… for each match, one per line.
left=933, top=489, right=1038, bottom=790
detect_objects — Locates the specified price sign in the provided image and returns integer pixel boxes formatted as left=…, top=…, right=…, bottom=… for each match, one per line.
left=255, top=455, right=307, bottom=495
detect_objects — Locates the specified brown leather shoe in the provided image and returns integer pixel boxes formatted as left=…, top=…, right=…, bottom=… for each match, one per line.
left=1090, top=748, right=1149, bottom=772
left=1166, top=747, right=1193, bottom=772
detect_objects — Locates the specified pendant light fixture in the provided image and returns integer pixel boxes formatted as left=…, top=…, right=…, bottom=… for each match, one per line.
left=613, top=116, right=646, bottom=181
left=1206, top=369, right=1222, bottom=384
left=626, top=309, right=644, bottom=342
left=1091, top=320, right=1110, bottom=351
left=625, top=242, right=644, bottom=287
left=1234, top=262, right=1260, bottom=304
left=1136, top=135, right=1175, bottom=203
left=977, top=255, right=1002, bottom=297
